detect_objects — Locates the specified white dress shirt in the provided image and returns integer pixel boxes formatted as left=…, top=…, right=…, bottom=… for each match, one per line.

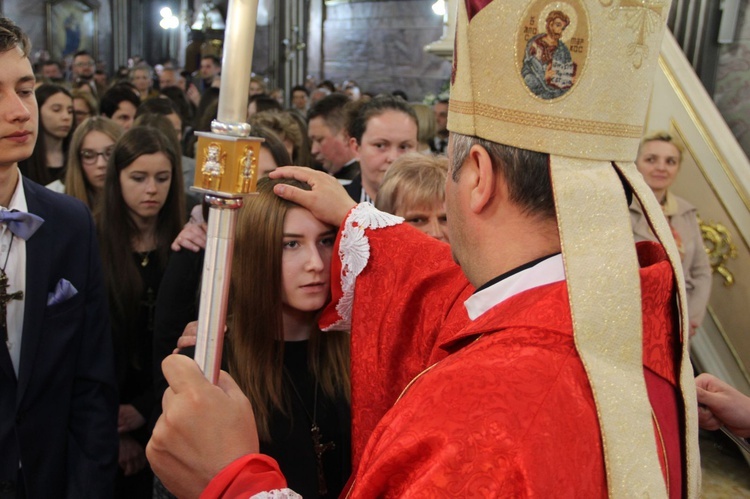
left=1, top=169, right=28, bottom=376
left=464, top=254, right=566, bottom=321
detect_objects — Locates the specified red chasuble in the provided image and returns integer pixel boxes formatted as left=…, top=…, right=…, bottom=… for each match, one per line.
left=203, top=209, right=685, bottom=498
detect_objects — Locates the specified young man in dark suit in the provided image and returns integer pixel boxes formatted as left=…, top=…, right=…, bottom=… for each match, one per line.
left=0, top=17, right=118, bottom=498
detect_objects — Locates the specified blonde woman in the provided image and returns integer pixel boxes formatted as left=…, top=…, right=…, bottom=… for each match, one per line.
left=375, top=152, right=449, bottom=242
left=631, top=131, right=712, bottom=336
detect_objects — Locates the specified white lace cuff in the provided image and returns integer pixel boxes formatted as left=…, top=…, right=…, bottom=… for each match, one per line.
left=324, top=203, right=403, bottom=331
left=250, top=489, right=302, bottom=499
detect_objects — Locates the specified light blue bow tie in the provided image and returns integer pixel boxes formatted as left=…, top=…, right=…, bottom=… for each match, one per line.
left=0, top=209, right=44, bottom=240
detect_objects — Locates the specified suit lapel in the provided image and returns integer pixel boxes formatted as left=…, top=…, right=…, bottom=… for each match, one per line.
left=17, top=178, right=51, bottom=404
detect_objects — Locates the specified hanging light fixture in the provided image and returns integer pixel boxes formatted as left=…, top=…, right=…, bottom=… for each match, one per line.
left=432, top=0, right=446, bottom=16
left=159, top=7, right=180, bottom=30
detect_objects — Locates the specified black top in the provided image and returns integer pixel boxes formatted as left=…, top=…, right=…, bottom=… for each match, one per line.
left=344, top=174, right=372, bottom=203
left=335, top=160, right=360, bottom=181
left=115, top=251, right=164, bottom=445
left=152, top=249, right=351, bottom=497
left=152, top=248, right=203, bottom=408
left=46, top=166, right=66, bottom=183
left=264, top=340, right=351, bottom=498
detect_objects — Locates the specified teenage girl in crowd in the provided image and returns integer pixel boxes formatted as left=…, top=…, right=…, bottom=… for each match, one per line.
left=153, top=125, right=300, bottom=409
left=229, top=178, right=350, bottom=497
left=343, top=94, right=419, bottom=203
left=154, top=178, right=351, bottom=498
left=98, top=126, right=185, bottom=497
left=20, top=83, right=73, bottom=187
left=64, top=116, right=122, bottom=210
left=71, top=89, right=99, bottom=128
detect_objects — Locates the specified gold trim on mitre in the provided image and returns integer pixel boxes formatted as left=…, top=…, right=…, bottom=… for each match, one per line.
left=614, top=161, right=702, bottom=497
left=550, top=157, right=666, bottom=497
left=449, top=0, right=699, bottom=496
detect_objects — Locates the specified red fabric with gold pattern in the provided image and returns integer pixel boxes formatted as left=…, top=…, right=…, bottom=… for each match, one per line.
left=343, top=239, right=683, bottom=497
left=638, top=241, right=682, bottom=387
left=637, top=241, right=683, bottom=498
left=321, top=221, right=473, bottom=467
left=200, top=228, right=685, bottom=497
left=350, top=282, right=607, bottom=497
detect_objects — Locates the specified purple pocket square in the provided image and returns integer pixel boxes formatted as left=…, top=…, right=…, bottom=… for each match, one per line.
left=47, top=279, right=78, bottom=306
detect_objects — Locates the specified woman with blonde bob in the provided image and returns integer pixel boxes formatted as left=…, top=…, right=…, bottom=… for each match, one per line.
left=631, top=130, right=712, bottom=336
left=375, top=152, right=449, bottom=242
left=227, top=177, right=351, bottom=498
left=64, top=116, right=123, bottom=210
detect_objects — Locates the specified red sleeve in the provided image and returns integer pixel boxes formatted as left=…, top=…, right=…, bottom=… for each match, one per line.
left=200, top=454, right=287, bottom=499
left=319, top=204, right=474, bottom=466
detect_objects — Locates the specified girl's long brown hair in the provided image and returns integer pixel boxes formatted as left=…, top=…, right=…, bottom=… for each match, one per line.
left=18, top=84, right=73, bottom=185
left=227, top=178, right=350, bottom=441
left=98, top=126, right=185, bottom=329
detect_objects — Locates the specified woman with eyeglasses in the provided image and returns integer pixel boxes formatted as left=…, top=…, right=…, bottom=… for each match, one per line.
left=63, top=116, right=123, bottom=211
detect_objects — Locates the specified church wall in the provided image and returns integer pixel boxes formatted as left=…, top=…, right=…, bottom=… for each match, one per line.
left=4, top=0, right=113, bottom=74
left=3, top=1, right=447, bottom=101
left=322, top=1, right=451, bottom=101
left=714, top=2, right=750, bottom=158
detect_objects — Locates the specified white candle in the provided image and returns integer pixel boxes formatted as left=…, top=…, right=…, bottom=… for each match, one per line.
left=217, top=0, right=259, bottom=127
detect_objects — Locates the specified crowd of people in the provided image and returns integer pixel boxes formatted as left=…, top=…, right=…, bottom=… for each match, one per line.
left=5, top=24, right=463, bottom=499
left=0, top=6, right=745, bottom=499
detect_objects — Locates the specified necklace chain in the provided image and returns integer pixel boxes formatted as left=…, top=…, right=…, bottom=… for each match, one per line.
left=284, top=368, right=318, bottom=423
left=284, top=368, right=334, bottom=496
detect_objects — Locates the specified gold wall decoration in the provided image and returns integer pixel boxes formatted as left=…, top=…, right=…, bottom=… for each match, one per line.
left=699, top=216, right=738, bottom=286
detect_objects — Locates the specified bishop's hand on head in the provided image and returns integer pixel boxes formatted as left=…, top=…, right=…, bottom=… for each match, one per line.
left=269, top=167, right=357, bottom=228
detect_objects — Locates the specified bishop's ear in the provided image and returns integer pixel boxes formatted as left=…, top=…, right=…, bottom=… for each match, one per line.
left=468, top=144, right=497, bottom=214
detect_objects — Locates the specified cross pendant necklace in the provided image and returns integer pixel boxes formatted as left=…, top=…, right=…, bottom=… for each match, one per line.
left=0, top=235, right=21, bottom=346
left=311, top=423, right=335, bottom=495
left=285, top=370, right=335, bottom=496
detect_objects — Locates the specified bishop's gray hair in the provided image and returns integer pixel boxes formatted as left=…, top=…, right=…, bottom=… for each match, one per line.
left=450, top=132, right=556, bottom=220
